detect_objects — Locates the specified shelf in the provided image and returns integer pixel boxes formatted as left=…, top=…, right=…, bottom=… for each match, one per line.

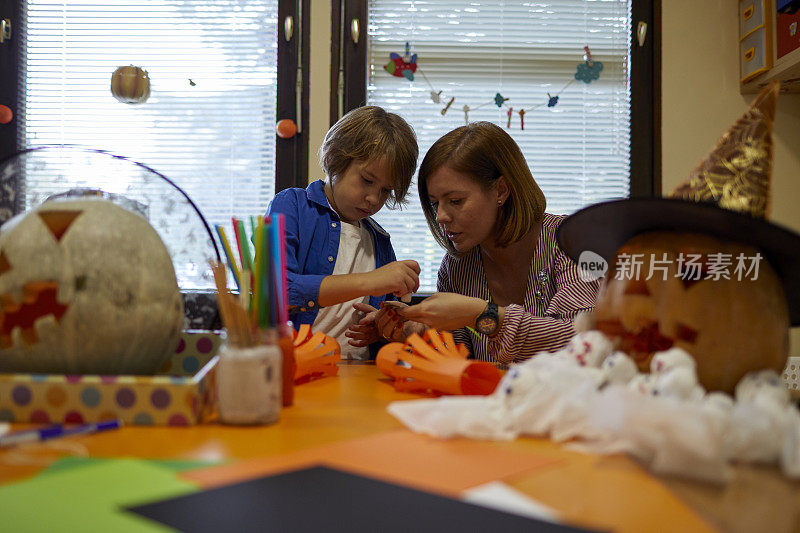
left=741, top=44, right=800, bottom=93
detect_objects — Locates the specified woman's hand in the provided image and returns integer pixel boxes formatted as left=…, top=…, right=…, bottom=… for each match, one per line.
left=375, top=301, right=426, bottom=341
left=398, top=292, right=487, bottom=331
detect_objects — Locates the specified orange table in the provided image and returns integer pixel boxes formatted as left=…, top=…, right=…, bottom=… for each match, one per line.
left=1, top=362, right=799, bottom=533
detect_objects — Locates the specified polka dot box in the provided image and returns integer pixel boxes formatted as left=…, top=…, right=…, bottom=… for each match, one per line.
left=0, top=330, right=221, bottom=426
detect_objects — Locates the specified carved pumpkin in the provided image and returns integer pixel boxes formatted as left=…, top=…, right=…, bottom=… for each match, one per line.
left=0, top=198, right=183, bottom=374
left=594, top=231, right=789, bottom=394
left=110, top=65, right=150, bottom=104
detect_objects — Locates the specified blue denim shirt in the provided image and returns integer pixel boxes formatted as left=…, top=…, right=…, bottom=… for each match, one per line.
left=266, top=179, right=397, bottom=327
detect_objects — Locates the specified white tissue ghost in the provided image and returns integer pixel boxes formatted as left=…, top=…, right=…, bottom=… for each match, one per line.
left=628, top=373, right=656, bottom=395
left=601, top=351, right=638, bottom=385
left=734, top=369, right=790, bottom=407
left=651, top=366, right=704, bottom=401
left=492, top=332, right=613, bottom=437
left=704, top=391, right=735, bottom=414
left=726, top=370, right=794, bottom=463
left=559, top=330, right=613, bottom=367
left=650, top=347, right=697, bottom=375
left=385, top=328, right=800, bottom=483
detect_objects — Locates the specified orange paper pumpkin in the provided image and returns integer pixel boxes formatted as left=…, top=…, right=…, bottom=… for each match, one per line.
left=376, top=329, right=501, bottom=396
left=292, top=324, right=341, bottom=384
left=110, top=65, right=151, bottom=104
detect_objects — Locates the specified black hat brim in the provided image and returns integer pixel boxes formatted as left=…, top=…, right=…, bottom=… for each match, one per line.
left=556, top=198, right=800, bottom=325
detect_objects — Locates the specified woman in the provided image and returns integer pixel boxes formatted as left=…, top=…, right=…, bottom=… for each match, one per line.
left=346, top=122, right=599, bottom=364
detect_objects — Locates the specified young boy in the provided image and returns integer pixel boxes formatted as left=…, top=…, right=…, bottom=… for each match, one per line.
left=266, top=106, right=420, bottom=360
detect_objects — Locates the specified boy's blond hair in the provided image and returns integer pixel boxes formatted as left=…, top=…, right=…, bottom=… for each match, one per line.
left=418, top=121, right=546, bottom=254
left=320, top=106, right=418, bottom=208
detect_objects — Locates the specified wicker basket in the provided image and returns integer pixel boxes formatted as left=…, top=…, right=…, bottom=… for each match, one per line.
left=783, top=357, right=800, bottom=399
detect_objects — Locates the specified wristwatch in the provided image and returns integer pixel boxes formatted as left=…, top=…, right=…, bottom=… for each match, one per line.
left=475, top=301, right=500, bottom=337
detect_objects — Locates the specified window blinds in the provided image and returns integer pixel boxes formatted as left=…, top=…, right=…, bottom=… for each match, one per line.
left=367, top=0, right=631, bottom=292
left=19, top=1, right=278, bottom=288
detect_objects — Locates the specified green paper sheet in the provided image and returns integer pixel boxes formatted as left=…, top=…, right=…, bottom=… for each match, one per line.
left=0, top=458, right=199, bottom=532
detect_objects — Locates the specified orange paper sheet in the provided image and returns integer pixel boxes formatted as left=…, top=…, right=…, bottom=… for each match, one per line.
left=183, top=429, right=561, bottom=496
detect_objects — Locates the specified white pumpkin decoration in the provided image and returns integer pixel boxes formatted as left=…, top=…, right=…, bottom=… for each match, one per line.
left=110, top=65, right=151, bottom=104
left=0, top=198, right=183, bottom=374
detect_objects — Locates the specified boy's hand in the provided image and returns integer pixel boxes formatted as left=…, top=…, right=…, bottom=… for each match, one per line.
left=363, top=260, right=420, bottom=298
left=345, top=302, right=381, bottom=347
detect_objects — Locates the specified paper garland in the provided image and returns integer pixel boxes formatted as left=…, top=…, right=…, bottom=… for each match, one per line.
left=384, top=44, right=604, bottom=129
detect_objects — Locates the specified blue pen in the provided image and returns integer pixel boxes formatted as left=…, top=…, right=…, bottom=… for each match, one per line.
left=0, top=419, right=122, bottom=448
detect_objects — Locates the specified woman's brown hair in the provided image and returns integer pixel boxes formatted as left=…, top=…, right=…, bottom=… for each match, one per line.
left=418, top=121, right=546, bottom=254
left=320, top=106, right=418, bottom=208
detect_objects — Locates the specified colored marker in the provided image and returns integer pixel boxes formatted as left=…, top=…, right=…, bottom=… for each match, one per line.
left=0, top=419, right=122, bottom=448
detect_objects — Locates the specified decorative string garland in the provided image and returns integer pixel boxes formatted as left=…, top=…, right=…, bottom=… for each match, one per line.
left=384, top=43, right=604, bottom=129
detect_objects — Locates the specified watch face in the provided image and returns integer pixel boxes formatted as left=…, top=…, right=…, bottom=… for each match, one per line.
left=476, top=316, right=497, bottom=334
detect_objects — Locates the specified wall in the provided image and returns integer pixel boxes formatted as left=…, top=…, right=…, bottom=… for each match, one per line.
left=308, top=0, right=332, bottom=180
left=306, top=0, right=800, bottom=354
left=662, top=0, right=800, bottom=355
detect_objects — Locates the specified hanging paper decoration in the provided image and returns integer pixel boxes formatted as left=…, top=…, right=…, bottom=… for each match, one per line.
left=440, top=97, right=455, bottom=116
left=384, top=42, right=418, bottom=81
left=385, top=43, right=604, bottom=129
left=110, top=65, right=150, bottom=104
left=575, top=46, right=604, bottom=84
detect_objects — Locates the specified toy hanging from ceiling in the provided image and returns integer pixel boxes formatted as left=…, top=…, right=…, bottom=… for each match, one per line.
left=384, top=43, right=603, bottom=129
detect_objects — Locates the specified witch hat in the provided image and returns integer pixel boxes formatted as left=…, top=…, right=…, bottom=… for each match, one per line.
left=557, top=81, right=800, bottom=324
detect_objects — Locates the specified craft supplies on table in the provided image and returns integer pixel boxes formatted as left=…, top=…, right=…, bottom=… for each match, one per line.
left=0, top=419, right=121, bottom=448
left=217, top=344, right=282, bottom=425
left=0, top=330, right=222, bottom=426
left=212, top=214, right=295, bottom=408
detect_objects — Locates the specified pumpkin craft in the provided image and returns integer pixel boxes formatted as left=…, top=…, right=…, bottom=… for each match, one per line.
left=292, top=323, right=340, bottom=384
left=558, top=81, right=800, bottom=394
left=0, top=198, right=183, bottom=375
left=376, top=329, right=501, bottom=396
left=593, top=231, right=789, bottom=392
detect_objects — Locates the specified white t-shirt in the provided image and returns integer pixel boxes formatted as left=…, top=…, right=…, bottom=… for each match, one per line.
left=312, top=220, right=375, bottom=360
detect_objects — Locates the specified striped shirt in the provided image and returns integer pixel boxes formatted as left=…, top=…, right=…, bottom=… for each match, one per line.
left=437, top=212, right=599, bottom=364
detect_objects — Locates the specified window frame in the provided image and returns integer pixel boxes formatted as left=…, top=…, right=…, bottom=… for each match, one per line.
left=0, top=0, right=21, bottom=160
left=0, top=0, right=308, bottom=192
left=333, top=0, right=661, bottom=195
